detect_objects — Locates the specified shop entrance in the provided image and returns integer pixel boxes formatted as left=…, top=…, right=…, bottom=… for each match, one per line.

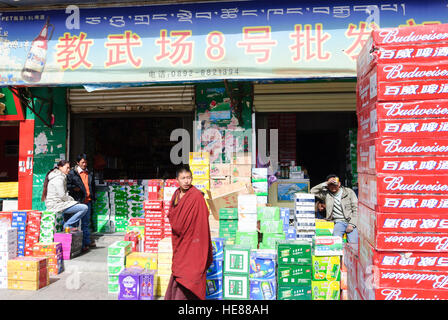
left=0, top=123, right=19, bottom=182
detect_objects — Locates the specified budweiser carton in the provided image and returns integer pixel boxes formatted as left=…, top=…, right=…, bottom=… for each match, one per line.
left=358, top=117, right=448, bottom=142
left=365, top=287, right=448, bottom=300
left=143, top=200, right=163, bottom=211
left=358, top=203, right=448, bottom=247
left=357, top=43, right=448, bottom=79
left=359, top=235, right=448, bottom=272
left=358, top=137, right=448, bottom=159
left=357, top=24, right=448, bottom=77
left=374, top=194, right=448, bottom=214
left=358, top=154, right=448, bottom=175
left=373, top=232, right=448, bottom=252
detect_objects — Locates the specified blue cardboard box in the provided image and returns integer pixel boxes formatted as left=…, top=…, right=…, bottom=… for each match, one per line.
left=285, top=227, right=297, bottom=240
left=206, top=279, right=223, bottom=300
left=249, top=279, right=276, bottom=300
left=212, top=238, right=225, bottom=260
left=249, top=250, right=276, bottom=280
left=206, top=259, right=223, bottom=280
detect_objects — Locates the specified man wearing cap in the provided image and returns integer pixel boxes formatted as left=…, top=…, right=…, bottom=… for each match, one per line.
left=310, top=174, right=358, bottom=243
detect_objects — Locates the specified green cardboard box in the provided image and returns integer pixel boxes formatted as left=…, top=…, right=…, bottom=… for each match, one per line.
left=107, top=241, right=133, bottom=257
left=257, top=207, right=280, bottom=221
left=107, top=265, right=125, bottom=276
left=312, top=256, right=341, bottom=281
left=262, top=233, right=285, bottom=249
left=219, top=208, right=239, bottom=220
left=224, top=246, right=251, bottom=274
left=260, top=220, right=284, bottom=234
left=311, top=281, right=340, bottom=300
left=235, top=231, right=258, bottom=248
left=276, top=240, right=312, bottom=265
left=107, top=256, right=126, bottom=266
left=277, top=285, right=312, bottom=300
left=223, top=273, right=249, bottom=300
left=108, top=283, right=119, bottom=294
left=108, top=275, right=119, bottom=284
left=277, top=265, right=312, bottom=286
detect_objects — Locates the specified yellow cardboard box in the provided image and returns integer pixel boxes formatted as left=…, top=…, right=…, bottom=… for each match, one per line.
left=192, top=179, right=210, bottom=193
left=190, top=165, right=210, bottom=180
left=8, top=269, right=48, bottom=282
left=158, top=252, right=173, bottom=264
left=7, top=257, right=48, bottom=271
left=189, top=152, right=210, bottom=166
left=125, top=252, right=158, bottom=270
left=8, top=278, right=49, bottom=291
left=157, top=262, right=172, bottom=276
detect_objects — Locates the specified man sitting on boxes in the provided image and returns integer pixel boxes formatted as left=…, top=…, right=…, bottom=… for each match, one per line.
left=310, top=174, right=358, bottom=244
left=165, top=165, right=213, bottom=300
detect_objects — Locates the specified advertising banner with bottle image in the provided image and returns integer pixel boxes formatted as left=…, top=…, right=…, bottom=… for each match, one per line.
left=1, top=0, right=448, bottom=86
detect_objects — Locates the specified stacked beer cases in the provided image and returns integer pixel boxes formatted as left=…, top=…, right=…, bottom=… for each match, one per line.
left=355, top=24, right=448, bottom=300
left=223, top=245, right=250, bottom=300
left=156, top=237, right=172, bottom=297
left=7, top=257, right=49, bottom=291
left=294, top=194, right=316, bottom=241
left=53, top=231, right=83, bottom=260
left=237, top=194, right=258, bottom=235
left=93, top=188, right=111, bottom=232
left=109, top=183, right=129, bottom=232
left=32, top=242, right=63, bottom=276
left=206, top=238, right=225, bottom=300
left=24, top=211, right=41, bottom=256
left=219, top=208, right=238, bottom=244
left=190, top=152, right=211, bottom=200
left=12, top=211, right=27, bottom=256
left=0, top=227, right=17, bottom=289
left=39, top=211, right=63, bottom=244
left=276, top=240, right=313, bottom=300
left=249, top=249, right=277, bottom=300
left=252, top=168, right=268, bottom=205
left=117, top=266, right=158, bottom=300
left=127, top=184, right=145, bottom=219
left=311, top=243, right=342, bottom=300
left=107, top=241, right=133, bottom=294
left=143, top=200, right=164, bottom=253
left=258, top=207, right=285, bottom=250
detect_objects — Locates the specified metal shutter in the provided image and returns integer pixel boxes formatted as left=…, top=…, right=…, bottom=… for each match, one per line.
left=254, top=81, right=356, bottom=112
left=68, top=85, right=195, bottom=114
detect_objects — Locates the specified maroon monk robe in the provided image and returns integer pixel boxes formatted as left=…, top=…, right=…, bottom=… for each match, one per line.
left=165, top=185, right=213, bottom=300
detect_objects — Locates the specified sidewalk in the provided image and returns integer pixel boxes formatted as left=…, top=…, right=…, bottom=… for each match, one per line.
left=0, top=234, right=123, bottom=300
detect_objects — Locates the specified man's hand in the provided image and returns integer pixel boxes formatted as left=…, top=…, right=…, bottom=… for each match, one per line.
left=327, top=177, right=338, bottom=185
left=345, top=225, right=354, bottom=233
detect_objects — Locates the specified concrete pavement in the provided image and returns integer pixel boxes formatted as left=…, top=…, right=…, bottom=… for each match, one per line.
left=0, top=233, right=130, bottom=300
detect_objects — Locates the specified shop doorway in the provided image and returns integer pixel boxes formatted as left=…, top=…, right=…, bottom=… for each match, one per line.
left=0, top=123, right=19, bottom=182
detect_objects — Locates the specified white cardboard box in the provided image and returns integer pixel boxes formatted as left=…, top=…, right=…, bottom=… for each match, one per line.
left=238, top=194, right=257, bottom=214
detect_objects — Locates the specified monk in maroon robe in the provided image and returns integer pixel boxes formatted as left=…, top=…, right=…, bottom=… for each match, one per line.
left=164, top=166, right=213, bottom=300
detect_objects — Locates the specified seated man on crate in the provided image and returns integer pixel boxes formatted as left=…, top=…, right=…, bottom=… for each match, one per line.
left=165, top=165, right=213, bottom=300
left=310, top=174, right=359, bottom=244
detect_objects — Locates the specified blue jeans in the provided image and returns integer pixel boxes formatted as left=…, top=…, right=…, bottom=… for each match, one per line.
left=333, top=221, right=359, bottom=244
left=63, top=203, right=89, bottom=246
left=81, top=202, right=92, bottom=247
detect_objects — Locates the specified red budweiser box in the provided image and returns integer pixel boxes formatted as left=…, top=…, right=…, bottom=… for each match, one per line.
left=374, top=232, right=448, bottom=252
left=358, top=137, right=448, bottom=159
left=373, top=193, right=448, bottom=213
left=359, top=203, right=448, bottom=246
left=144, top=212, right=164, bottom=220
left=357, top=24, right=448, bottom=76
left=129, top=218, right=145, bottom=226
left=164, top=179, right=179, bottom=188
left=144, top=247, right=158, bottom=253
left=358, top=117, right=448, bottom=143
left=358, top=78, right=448, bottom=111
left=364, top=287, right=448, bottom=300
left=358, top=173, right=448, bottom=199
left=359, top=235, right=448, bottom=272
left=163, top=200, right=171, bottom=208
left=143, top=200, right=163, bottom=211
left=358, top=153, right=448, bottom=175
left=357, top=43, right=448, bottom=79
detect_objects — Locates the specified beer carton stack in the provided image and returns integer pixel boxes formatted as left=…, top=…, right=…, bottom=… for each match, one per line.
left=356, top=24, right=448, bottom=300
left=281, top=208, right=295, bottom=240
left=127, top=184, right=145, bottom=219
left=107, top=240, right=133, bottom=294
left=32, top=242, right=64, bottom=275
left=342, top=243, right=358, bottom=300
left=190, top=152, right=211, bottom=199
left=143, top=200, right=164, bottom=253
left=237, top=194, right=258, bottom=249
left=206, top=238, right=225, bottom=300
left=249, top=249, right=277, bottom=300
left=276, top=240, right=313, bottom=300
left=53, top=231, right=83, bottom=260
left=293, top=194, right=316, bottom=241
left=311, top=242, right=342, bottom=300
left=0, top=227, right=17, bottom=289
left=252, top=168, right=269, bottom=205
left=126, top=218, right=145, bottom=252
left=258, top=207, right=285, bottom=250
left=156, top=237, right=173, bottom=297
left=162, top=200, right=172, bottom=239
left=24, top=211, right=41, bottom=256
left=223, top=245, right=250, bottom=300
left=93, top=188, right=111, bottom=233
left=219, top=208, right=238, bottom=245
left=147, top=179, right=164, bottom=201
left=12, top=211, right=27, bottom=256
left=117, top=267, right=158, bottom=300
left=230, top=152, right=252, bottom=187
left=126, top=252, right=157, bottom=270
left=39, top=211, right=62, bottom=243
left=163, top=179, right=178, bottom=204
left=210, top=163, right=231, bottom=194
left=7, top=257, right=49, bottom=291
left=109, top=183, right=129, bottom=233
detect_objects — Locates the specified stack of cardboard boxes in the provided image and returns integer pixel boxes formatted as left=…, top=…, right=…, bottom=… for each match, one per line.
left=32, top=242, right=64, bottom=276
left=252, top=168, right=268, bottom=205
left=24, top=211, right=41, bottom=256
left=249, top=249, right=277, bottom=300
left=107, top=241, right=133, bottom=294
left=230, top=152, right=252, bottom=186
left=143, top=200, right=164, bottom=253
left=219, top=208, right=238, bottom=244
left=276, top=240, right=313, bottom=300
left=210, top=162, right=231, bottom=194
left=12, top=211, right=27, bottom=257
left=156, top=237, right=172, bottom=297
left=311, top=255, right=341, bottom=300
left=0, top=227, right=17, bottom=289
left=258, top=207, right=284, bottom=250
left=223, top=245, right=250, bottom=300
left=117, top=267, right=157, bottom=300
left=109, top=183, right=129, bottom=233
left=39, top=211, right=63, bottom=244
left=206, top=238, right=224, bottom=300
left=53, top=231, right=83, bottom=260
left=7, top=257, right=49, bottom=291
left=93, top=188, right=111, bottom=232
left=294, top=194, right=316, bottom=241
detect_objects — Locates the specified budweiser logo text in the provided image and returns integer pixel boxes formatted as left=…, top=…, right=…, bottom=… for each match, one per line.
left=381, top=271, right=448, bottom=289
left=384, top=102, right=448, bottom=117
left=382, top=139, right=448, bottom=154
left=383, top=176, right=448, bottom=192
left=379, top=29, right=448, bottom=44
left=383, top=64, right=448, bottom=80
left=383, top=235, right=448, bottom=250
left=381, top=289, right=446, bottom=300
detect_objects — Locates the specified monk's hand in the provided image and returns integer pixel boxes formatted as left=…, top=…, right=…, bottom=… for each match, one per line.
left=345, top=225, right=354, bottom=233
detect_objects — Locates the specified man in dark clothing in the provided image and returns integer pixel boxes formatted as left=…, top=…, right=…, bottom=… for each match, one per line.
left=67, top=153, right=96, bottom=250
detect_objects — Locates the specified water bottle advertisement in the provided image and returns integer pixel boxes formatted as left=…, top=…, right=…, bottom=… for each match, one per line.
left=1, top=0, right=448, bottom=85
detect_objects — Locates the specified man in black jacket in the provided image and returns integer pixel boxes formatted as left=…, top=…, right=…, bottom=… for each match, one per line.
left=67, top=153, right=96, bottom=250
